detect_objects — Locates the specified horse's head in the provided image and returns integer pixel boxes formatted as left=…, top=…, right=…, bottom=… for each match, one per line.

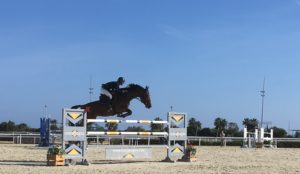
left=141, top=86, right=152, bottom=109
left=127, top=84, right=152, bottom=109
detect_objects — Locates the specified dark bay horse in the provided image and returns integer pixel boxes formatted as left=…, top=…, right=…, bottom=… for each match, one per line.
left=71, top=84, right=152, bottom=119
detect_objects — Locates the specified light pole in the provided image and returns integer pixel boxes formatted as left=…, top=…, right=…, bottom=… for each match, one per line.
left=259, top=78, right=266, bottom=143
left=260, top=78, right=266, bottom=129
left=44, top=105, right=48, bottom=118
left=89, top=76, right=94, bottom=102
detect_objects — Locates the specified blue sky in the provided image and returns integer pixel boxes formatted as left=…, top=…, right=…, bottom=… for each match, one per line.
left=1, top=0, right=300, bottom=131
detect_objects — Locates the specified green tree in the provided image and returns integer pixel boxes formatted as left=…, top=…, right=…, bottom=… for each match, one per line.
left=16, top=123, right=30, bottom=131
left=150, top=117, right=165, bottom=132
left=214, top=117, right=227, bottom=136
left=87, top=123, right=105, bottom=131
left=50, top=119, right=58, bottom=131
left=105, top=122, right=118, bottom=131
left=187, top=118, right=201, bottom=136
left=0, top=122, right=8, bottom=131
left=0, top=121, right=32, bottom=132
left=295, top=131, right=300, bottom=138
left=271, top=126, right=287, bottom=138
left=199, top=128, right=214, bottom=136
left=226, top=122, right=239, bottom=137
left=6, top=121, right=16, bottom=131
left=126, top=126, right=145, bottom=132
left=242, top=118, right=258, bottom=132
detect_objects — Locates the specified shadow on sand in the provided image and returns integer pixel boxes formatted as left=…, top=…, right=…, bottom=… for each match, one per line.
left=91, top=160, right=159, bottom=164
left=0, top=160, right=46, bottom=166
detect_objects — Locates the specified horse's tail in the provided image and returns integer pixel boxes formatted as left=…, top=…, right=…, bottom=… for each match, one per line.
left=71, top=105, right=83, bottom=109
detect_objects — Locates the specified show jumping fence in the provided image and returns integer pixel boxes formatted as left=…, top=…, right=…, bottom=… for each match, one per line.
left=62, top=108, right=188, bottom=165
left=243, top=127, right=274, bottom=148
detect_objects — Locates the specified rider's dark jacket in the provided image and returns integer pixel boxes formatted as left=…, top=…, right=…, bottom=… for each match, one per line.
left=102, top=81, right=120, bottom=93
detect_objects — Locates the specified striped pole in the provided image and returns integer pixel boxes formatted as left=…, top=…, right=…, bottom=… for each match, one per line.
left=87, top=131, right=168, bottom=136
left=87, top=119, right=168, bottom=124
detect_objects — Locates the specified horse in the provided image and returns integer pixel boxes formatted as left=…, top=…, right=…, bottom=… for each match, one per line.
left=71, top=84, right=152, bottom=119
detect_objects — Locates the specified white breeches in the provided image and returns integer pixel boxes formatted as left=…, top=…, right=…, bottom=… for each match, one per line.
left=101, top=88, right=112, bottom=99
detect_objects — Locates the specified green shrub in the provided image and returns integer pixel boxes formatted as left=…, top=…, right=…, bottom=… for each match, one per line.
left=47, top=146, right=64, bottom=155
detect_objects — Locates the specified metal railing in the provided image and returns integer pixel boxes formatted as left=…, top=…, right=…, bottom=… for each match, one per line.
left=1, top=132, right=300, bottom=145
left=0, top=132, right=40, bottom=144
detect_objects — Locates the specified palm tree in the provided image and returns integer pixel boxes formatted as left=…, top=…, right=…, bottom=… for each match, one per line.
left=227, top=122, right=239, bottom=137
left=150, top=117, right=165, bottom=132
left=187, top=118, right=202, bottom=136
left=242, top=118, right=258, bottom=132
left=214, top=117, right=227, bottom=137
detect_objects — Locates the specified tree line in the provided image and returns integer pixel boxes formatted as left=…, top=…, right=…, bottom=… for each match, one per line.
left=0, top=119, right=59, bottom=132
left=187, top=117, right=290, bottom=138
left=0, top=121, right=37, bottom=132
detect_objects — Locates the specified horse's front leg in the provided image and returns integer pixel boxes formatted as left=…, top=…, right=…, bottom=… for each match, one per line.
left=117, top=109, right=132, bottom=118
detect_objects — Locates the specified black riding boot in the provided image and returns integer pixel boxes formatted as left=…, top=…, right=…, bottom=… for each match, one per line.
left=106, top=100, right=111, bottom=112
left=100, top=95, right=113, bottom=112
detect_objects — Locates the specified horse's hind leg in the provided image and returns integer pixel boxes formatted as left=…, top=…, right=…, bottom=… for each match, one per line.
left=117, top=109, right=132, bottom=118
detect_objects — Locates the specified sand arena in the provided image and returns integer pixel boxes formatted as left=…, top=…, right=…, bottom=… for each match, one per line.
left=0, top=144, right=300, bottom=174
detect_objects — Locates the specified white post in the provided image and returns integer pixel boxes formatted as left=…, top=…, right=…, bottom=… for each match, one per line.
left=255, top=129, right=258, bottom=142
left=248, top=135, right=251, bottom=147
left=270, top=129, right=273, bottom=139
left=96, top=136, right=99, bottom=148
left=260, top=128, right=264, bottom=142
left=270, top=129, right=274, bottom=146
left=243, top=128, right=247, bottom=139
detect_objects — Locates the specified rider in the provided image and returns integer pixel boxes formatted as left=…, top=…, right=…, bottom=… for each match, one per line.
left=100, top=77, right=125, bottom=110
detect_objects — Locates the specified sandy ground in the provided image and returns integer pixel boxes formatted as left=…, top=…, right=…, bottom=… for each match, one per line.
left=0, top=144, right=300, bottom=174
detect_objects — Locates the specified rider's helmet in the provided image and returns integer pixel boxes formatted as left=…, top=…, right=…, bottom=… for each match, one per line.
left=117, top=77, right=125, bottom=84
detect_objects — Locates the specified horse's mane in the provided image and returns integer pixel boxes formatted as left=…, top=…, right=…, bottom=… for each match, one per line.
left=126, top=83, right=144, bottom=90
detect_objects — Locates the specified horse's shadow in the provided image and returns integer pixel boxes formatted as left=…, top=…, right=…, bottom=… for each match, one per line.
left=0, top=160, right=46, bottom=166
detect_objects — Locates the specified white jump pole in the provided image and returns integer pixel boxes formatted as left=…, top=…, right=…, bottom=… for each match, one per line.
left=87, top=131, right=168, bottom=136
left=87, top=119, right=168, bottom=124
